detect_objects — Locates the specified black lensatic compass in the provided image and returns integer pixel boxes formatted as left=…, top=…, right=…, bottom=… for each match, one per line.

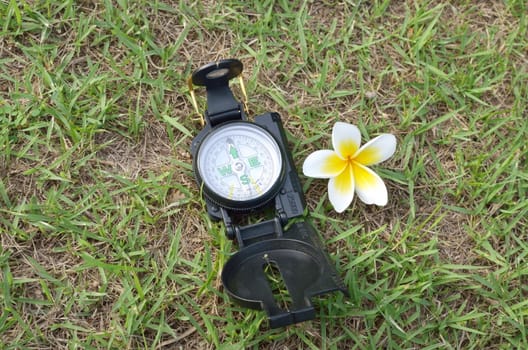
left=189, top=59, right=348, bottom=328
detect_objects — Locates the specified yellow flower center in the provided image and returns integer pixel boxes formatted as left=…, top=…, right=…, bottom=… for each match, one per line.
left=353, top=147, right=379, bottom=165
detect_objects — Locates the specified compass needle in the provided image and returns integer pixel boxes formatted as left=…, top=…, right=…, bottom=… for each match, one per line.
left=227, top=138, right=239, bottom=159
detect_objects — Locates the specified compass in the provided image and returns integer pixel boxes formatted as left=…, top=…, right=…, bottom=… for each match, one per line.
left=188, top=58, right=347, bottom=328
left=195, top=121, right=284, bottom=210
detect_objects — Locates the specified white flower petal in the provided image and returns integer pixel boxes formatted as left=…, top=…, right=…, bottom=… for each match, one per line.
left=328, top=164, right=355, bottom=213
left=351, top=162, right=388, bottom=206
left=332, top=122, right=361, bottom=159
left=303, top=150, right=347, bottom=178
left=353, top=134, right=396, bottom=166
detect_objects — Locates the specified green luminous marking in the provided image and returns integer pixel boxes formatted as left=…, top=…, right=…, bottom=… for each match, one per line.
left=240, top=174, right=250, bottom=185
left=218, top=164, right=232, bottom=177
left=248, top=156, right=261, bottom=168
left=229, top=145, right=239, bottom=159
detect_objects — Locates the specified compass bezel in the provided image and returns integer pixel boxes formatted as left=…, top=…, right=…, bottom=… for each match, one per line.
left=194, top=121, right=286, bottom=211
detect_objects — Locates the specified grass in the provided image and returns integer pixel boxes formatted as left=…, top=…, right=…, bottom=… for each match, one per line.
left=1, top=0, right=527, bottom=348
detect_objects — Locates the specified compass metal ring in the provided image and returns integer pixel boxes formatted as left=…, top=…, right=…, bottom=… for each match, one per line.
left=191, top=58, right=243, bottom=87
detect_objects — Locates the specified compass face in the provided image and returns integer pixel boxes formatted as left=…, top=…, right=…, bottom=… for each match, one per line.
left=196, top=122, right=283, bottom=204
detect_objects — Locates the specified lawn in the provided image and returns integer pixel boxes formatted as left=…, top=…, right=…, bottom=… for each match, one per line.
left=1, top=0, right=527, bottom=349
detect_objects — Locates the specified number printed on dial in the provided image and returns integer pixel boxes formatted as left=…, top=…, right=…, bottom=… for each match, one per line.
left=197, top=123, right=283, bottom=202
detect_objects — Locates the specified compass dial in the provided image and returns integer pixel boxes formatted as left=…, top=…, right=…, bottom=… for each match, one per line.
left=196, top=122, right=283, bottom=206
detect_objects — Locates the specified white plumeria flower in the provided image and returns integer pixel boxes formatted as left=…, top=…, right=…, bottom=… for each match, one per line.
left=302, top=122, right=397, bottom=213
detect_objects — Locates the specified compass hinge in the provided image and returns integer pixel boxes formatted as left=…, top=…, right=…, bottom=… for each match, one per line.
left=234, top=217, right=284, bottom=248
left=205, top=84, right=246, bottom=126
left=205, top=106, right=244, bottom=126
left=220, top=208, right=284, bottom=247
